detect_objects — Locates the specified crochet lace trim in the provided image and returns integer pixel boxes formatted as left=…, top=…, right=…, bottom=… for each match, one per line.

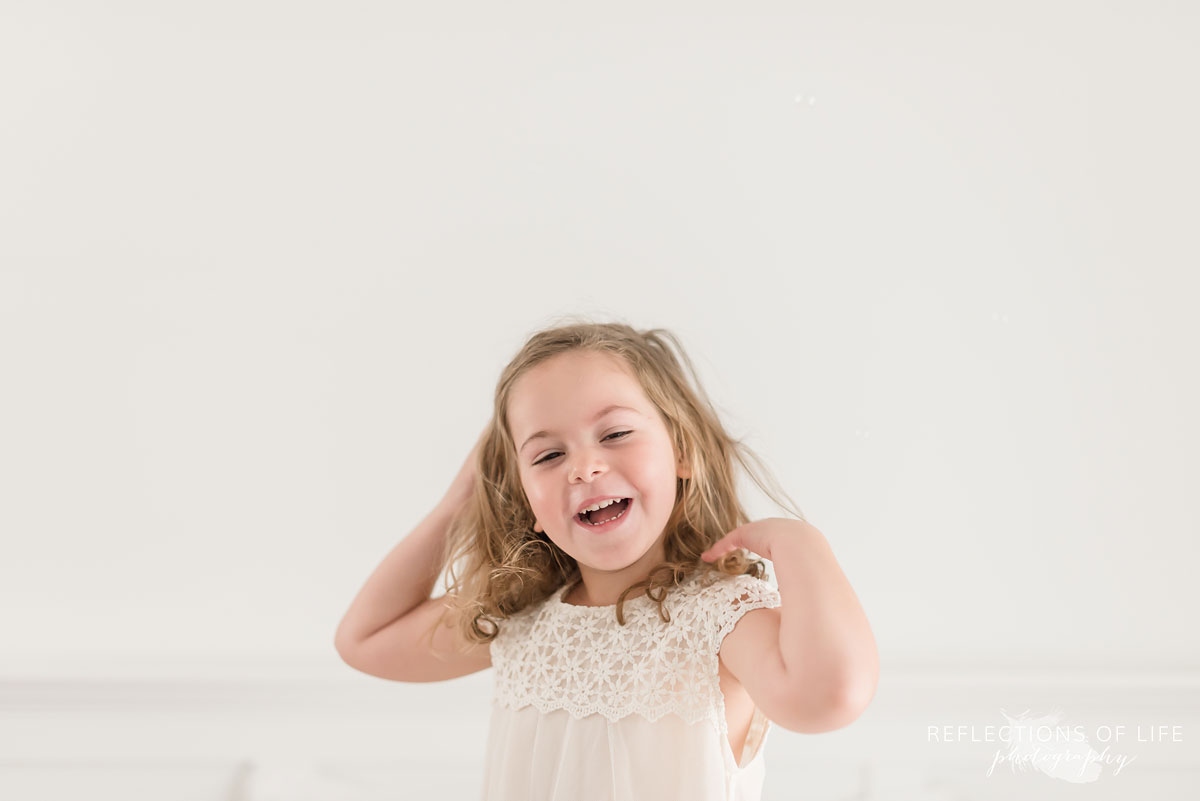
left=491, top=571, right=782, bottom=730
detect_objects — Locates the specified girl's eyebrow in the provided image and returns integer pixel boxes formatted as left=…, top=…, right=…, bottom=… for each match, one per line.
left=520, top=404, right=642, bottom=454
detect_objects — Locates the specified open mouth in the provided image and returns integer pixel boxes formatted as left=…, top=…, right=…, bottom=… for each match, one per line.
left=575, top=498, right=632, bottom=528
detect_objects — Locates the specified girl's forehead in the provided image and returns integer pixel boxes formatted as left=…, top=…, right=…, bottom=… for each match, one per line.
left=532, top=350, right=631, bottom=381
left=509, top=356, right=645, bottom=420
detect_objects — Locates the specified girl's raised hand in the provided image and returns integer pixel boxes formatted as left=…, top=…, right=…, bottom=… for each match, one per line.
left=700, top=518, right=789, bottom=562
left=442, top=425, right=489, bottom=510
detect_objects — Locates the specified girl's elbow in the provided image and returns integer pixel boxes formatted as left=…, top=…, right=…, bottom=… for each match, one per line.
left=773, top=679, right=861, bottom=733
left=792, top=689, right=873, bottom=733
left=830, top=664, right=879, bottom=728
left=825, top=683, right=875, bottom=730
left=790, top=668, right=878, bottom=733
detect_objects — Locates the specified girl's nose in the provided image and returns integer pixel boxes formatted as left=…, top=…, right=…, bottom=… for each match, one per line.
left=568, top=449, right=607, bottom=482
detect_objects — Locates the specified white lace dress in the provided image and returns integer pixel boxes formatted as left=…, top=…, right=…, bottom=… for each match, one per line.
left=481, top=570, right=783, bottom=801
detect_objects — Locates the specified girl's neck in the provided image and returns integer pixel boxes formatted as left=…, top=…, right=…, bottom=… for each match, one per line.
left=563, top=573, right=657, bottom=607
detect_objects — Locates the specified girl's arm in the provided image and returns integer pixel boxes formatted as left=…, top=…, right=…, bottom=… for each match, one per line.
left=333, top=428, right=484, bottom=651
left=703, top=518, right=879, bottom=731
left=333, top=500, right=461, bottom=651
left=768, top=520, right=879, bottom=720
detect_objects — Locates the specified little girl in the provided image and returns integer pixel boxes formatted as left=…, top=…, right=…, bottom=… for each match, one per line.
left=335, top=320, right=878, bottom=801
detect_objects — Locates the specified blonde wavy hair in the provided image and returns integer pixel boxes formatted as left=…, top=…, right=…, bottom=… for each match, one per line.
left=431, top=316, right=806, bottom=653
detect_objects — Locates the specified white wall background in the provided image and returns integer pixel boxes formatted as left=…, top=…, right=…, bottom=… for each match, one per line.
left=2, top=1, right=1197, bottom=798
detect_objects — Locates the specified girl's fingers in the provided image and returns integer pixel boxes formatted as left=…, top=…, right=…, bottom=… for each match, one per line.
left=701, top=537, right=737, bottom=561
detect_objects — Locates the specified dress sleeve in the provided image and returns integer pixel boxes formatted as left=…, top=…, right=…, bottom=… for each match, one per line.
left=712, top=573, right=782, bottom=649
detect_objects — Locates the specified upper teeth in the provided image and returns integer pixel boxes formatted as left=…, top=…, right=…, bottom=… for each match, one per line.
left=580, top=498, right=623, bottom=514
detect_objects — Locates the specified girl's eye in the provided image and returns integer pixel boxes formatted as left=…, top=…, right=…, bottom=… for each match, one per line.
left=533, top=430, right=632, bottom=466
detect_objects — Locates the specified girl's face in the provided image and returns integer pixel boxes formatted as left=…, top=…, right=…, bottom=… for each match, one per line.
left=506, top=350, right=690, bottom=577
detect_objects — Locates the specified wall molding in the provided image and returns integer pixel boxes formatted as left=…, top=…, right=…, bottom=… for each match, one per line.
left=3, top=666, right=1197, bottom=800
